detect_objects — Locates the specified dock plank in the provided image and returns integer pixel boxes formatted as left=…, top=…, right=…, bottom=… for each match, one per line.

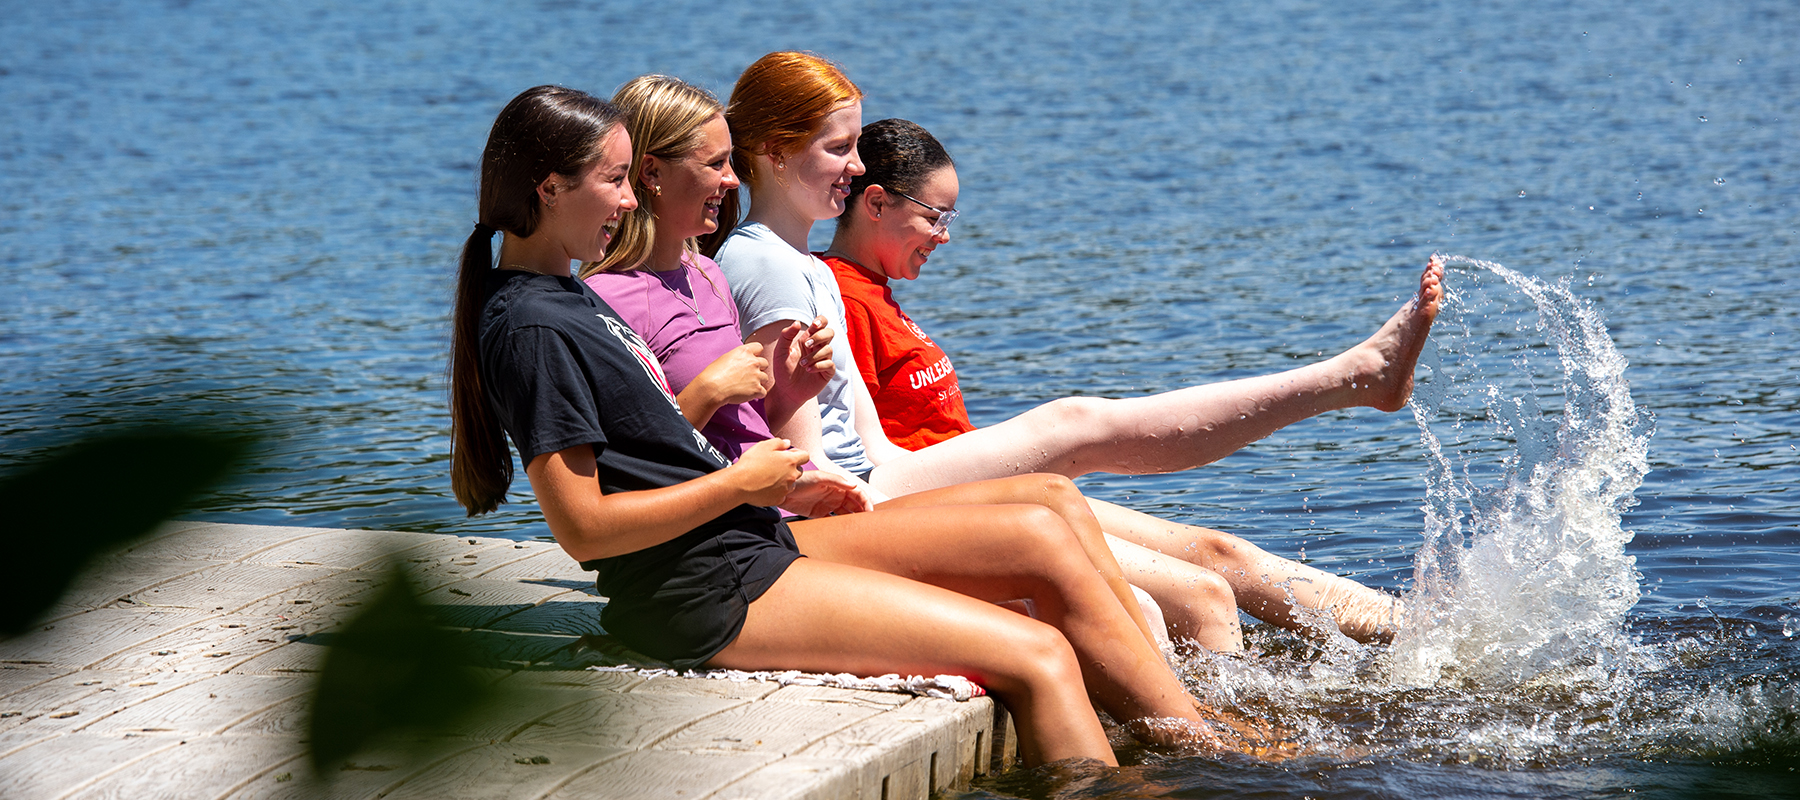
left=657, top=698, right=887, bottom=756
left=0, top=608, right=215, bottom=669
left=90, top=613, right=321, bottom=674
left=0, top=731, right=183, bottom=799
left=546, top=749, right=779, bottom=800
left=380, top=741, right=629, bottom=800
left=84, top=674, right=309, bottom=736
left=113, top=524, right=328, bottom=564
left=418, top=578, right=574, bottom=629
left=510, top=692, right=748, bottom=749
left=116, top=562, right=343, bottom=612
left=0, top=670, right=206, bottom=738
left=73, top=733, right=307, bottom=800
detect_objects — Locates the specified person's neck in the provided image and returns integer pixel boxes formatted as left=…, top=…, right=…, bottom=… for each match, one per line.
left=824, top=232, right=884, bottom=280
left=497, top=233, right=571, bottom=277
left=745, top=192, right=816, bottom=254
left=646, top=236, right=688, bottom=273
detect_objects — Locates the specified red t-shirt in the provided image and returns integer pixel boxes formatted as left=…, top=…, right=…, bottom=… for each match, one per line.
left=824, top=255, right=976, bottom=451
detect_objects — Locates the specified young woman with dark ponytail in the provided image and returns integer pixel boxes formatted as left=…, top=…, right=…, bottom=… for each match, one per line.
left=449, top=84, right=1229, bottom=766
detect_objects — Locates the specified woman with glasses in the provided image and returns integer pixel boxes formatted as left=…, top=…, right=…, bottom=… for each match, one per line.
left=708, top=53, right=1441, bottom=645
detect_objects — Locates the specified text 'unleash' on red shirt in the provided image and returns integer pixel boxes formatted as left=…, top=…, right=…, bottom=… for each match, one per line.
left=823, top=254, right=976, bottom=451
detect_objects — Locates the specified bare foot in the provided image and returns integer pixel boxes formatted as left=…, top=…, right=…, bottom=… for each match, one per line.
left=1127, top=709, right=1303, bottom=760
left=1354, top=255, right=1445, bottom=412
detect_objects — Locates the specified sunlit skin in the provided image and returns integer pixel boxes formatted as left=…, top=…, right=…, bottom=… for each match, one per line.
left=641, top=114, right=739, bottom=268
left=745, top=101, right=865, bottom=252
left=499, top=126, right=639, bottom=275
left=849, top=166, right=959, bottom=281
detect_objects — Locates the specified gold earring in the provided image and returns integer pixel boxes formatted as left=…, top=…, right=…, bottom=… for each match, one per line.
left=653, top=185, right=662, bottom=197
left=776, top=160, right=786, bottom=171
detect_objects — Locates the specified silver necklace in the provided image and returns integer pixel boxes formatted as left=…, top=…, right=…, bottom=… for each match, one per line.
left=651, top=264, right=704, bottom=324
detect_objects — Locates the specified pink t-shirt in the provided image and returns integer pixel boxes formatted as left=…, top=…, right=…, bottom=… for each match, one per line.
left=584, top=253, right=774, bottom=462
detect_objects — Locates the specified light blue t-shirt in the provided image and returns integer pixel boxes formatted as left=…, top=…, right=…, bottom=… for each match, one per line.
left=715, top=222, right=874, bottom=475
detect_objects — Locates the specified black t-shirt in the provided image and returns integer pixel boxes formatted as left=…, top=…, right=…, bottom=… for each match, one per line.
left=477, top=270, right=782, bottom=586
left=480, top=270, right=737, bottom=493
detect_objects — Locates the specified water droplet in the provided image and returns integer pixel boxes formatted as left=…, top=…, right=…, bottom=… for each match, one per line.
left=1782, top=615, right=1797, bottom=638
left=1713, top=177, right=1726, bottom=186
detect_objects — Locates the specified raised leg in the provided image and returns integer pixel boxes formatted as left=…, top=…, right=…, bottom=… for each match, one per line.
left=868, top=258, right=1444, bottom=494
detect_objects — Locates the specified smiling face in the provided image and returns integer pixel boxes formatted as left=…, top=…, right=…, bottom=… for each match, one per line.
left=870, top=165, right=959, bottom=281
left=547, top=125, right=638, bottom=262
left=647, top=114, right=738, bottom=243
left=782, top=102, right=865, bottom=221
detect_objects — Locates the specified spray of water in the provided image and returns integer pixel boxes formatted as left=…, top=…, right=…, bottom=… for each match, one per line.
left=1388, top=255, right=1654, bottom=688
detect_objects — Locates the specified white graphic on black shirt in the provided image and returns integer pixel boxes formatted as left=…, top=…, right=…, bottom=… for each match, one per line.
left=598, top=314, right=731, bottom=468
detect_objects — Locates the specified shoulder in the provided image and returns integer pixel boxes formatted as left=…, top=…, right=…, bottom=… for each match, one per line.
left=716, top=224, right=804, bottom=277
left=687, top=251, right=732, bottom=290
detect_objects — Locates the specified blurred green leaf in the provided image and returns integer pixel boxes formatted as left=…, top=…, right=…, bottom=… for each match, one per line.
left=307, top=564, right=496, bottom=774
left=0, top=427, right=251, bottom=637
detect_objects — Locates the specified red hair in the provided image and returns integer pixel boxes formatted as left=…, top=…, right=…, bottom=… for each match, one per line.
left=700, top=52, right=863, bottom=256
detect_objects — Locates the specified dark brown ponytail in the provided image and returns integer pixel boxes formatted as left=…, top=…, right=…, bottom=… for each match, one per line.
left=450, top=86, right=626, bottom=515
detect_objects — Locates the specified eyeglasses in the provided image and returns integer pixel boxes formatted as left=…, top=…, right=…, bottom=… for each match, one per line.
left=892, top=189, right=959, bottom=237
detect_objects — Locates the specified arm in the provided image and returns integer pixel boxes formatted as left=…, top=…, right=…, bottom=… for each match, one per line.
left=674, top=342, right=773, bottom=430
left=748, top=320, right=891, bottom=505
left=526, top=438, right=807, bottom=563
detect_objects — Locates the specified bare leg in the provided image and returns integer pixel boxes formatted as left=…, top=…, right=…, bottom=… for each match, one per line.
left=875, top=473, right=1159, bottom=648
left=708, top=556, right=1111, bottom=766
left=1105, top=534, right=1244, bottom=652
left=1088, top=499, right=1399, bottom=643
left=787, top=506, right=1219, bottom=747
left=869, top=258, right=1444, bottom=494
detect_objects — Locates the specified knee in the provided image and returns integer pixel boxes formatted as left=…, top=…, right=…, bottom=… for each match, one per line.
left=1191, top=567, right=1237, bottom=610
left=1179, top=527, right=1257, bottom=570
left=1036, top=396, right=1109, bottom=432
left=1024, top=473, right=1086, bottom=512
left=998, top=619, right=1084, bottom=687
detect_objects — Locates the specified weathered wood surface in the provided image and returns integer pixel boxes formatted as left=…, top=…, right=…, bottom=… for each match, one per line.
left=0, top=522, right=1013, bottom=799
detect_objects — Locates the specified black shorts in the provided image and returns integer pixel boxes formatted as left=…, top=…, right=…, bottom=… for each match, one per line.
left=584, top=513, right=801, bottom=669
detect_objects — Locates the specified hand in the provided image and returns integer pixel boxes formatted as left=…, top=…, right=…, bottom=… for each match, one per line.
left=781, top=469, right=875, bottom=517
left=692, top=342, right=774, bottom=406
left=769, top=316, right=836, bottom=406
left=728, top=438, right=809, bottom=507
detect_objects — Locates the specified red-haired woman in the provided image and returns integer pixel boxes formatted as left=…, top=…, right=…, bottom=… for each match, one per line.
left=710, top=52, right=1440, bottom=644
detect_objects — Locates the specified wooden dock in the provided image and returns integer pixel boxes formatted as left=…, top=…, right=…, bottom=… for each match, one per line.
left=0, top=522, right=1013, bottom=799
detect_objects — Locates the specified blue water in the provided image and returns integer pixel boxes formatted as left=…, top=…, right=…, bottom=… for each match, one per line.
left=2, top=0, right=1795, bottom=797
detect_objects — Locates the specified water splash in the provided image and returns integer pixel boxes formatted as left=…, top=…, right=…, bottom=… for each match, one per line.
left=1388, top=255, right=1654, bottom=688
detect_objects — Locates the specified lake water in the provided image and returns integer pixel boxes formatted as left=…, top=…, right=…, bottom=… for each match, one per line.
left=2, top=0, right=1795, bottom=797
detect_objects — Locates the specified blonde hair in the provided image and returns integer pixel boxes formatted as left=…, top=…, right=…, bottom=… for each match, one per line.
left=580, top=75, right=725, bottom=278
left=699, top=52, right=863, bottom=257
